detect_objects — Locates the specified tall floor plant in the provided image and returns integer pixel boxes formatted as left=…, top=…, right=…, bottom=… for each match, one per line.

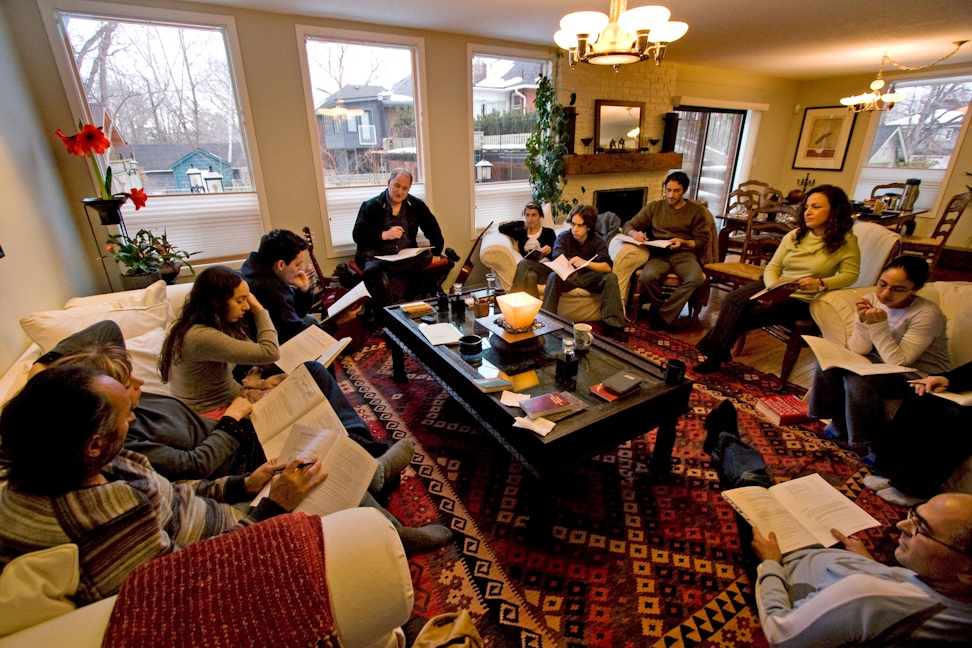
left=525, top=74, right=570, bottom=222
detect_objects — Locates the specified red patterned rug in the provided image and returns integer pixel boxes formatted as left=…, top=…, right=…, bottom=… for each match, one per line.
left=335, top=320, right=906, bottom=647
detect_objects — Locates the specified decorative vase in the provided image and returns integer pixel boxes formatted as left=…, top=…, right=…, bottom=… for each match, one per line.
left=82, top=195, right=129, bottom=225
left=159, top=261, right=182, bottom=285
left=119, top=268, right=160, bottom=291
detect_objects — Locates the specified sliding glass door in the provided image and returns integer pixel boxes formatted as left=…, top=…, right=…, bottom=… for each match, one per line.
left=674, top=107, right=746, bottom=215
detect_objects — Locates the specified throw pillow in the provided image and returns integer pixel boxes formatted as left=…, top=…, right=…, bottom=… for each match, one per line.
left=0, top=544, right=79, bottom=636
left=63, top=280, right=167, bottom=310
left=20, top=302, right=169, bottom=354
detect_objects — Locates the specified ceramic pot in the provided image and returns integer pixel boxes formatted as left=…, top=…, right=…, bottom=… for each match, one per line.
left=82, top=196, right=128, bottom=225
left=159, top=261, right=182, bottom=285
left=120, top=268, right=160, bottom=291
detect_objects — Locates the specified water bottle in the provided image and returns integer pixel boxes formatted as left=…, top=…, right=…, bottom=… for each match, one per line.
left=451, top=282, right=464, bottom=318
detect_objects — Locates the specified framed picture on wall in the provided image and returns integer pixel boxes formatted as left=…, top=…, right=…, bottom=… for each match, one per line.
left=792, top=106, right=856, bottom=171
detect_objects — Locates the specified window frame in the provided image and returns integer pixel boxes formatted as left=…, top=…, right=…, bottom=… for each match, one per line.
left=467, top=43, right=551, bottom=237
left=296, top=24, right=430, bottom=259
left=38, top=0, right=271, bottom=257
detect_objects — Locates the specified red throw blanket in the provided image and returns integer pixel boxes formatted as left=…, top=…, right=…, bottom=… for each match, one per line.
left=102, top=512, right=339, bottom=648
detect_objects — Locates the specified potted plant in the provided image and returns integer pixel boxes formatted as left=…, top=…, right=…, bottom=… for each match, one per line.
left=102, top=229, right=197, bottom=289
left=525, top=73, right=570, bottom=222
left=149, top=229, right=198, bottom=284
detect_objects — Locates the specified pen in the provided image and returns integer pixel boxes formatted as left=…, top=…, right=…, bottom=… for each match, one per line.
left=272, top=461, right=314, bottom=473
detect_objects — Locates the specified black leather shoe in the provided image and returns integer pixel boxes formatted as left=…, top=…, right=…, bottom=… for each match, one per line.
left=693, top=356, right=723, bottom=374
left=603, top=325, right=628, bottom=343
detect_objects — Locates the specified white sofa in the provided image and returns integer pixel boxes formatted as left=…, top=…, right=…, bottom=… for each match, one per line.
left=480, top=222, right=650, bottom=322
left=0, top=282, right=413, bottom=647
left=810, top=280, right=972, bottom=493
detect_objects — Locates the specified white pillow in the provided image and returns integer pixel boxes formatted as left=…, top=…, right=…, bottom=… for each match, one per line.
left=62, top=280, right=167, bottom=310
left=0, top=544, right=79, bottom=636
left=20, top=302, right=170, bottom=355
left=126, top=327, right=170, bottom=397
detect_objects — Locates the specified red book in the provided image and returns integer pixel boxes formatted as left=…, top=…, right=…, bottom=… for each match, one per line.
left=589, top=382, right=622, bottom=402
left=520, top=391, right=573, bottom=420
left=755, top=395, right=809, bottom=425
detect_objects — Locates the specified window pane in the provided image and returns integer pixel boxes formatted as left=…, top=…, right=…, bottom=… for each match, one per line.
left=675, top=107, right=745, bottom=215
left=59, top=12, right=260, bottom=261
left=304, top=38, right=420, bottom=247
left=472, top=54, right=545, bottom=229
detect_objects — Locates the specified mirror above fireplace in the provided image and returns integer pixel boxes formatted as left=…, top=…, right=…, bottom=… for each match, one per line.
left=594, top=100, right=644, bottom=152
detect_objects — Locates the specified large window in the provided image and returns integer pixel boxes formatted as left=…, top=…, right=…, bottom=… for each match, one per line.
left=298, top=27, right=426, bottom=256
left=470, top=49, right=547, bottom=230
left=856, top=75, right=972, bottom=210
left=45, top=2, right=265, bottom=262
left=675, top=107, right=746, bottom=215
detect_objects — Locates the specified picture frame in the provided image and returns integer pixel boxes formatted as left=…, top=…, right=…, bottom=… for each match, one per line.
left=792, top=106, right=856, bottom=171
left=594, top=100, right=644, bottom=152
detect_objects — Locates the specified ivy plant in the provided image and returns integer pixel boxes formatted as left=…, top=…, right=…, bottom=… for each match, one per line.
left=525, top=73, right=570, bottom=222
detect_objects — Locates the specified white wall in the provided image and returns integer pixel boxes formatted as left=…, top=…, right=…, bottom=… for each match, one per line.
left=0, top=8, right=96, bottom=371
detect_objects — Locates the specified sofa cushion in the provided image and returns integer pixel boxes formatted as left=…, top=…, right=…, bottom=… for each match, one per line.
left=20, top=302, right=170, bottom=355
left=62, top=281, right=167, bottom=311
left=0, top=544, right=79, bottom=636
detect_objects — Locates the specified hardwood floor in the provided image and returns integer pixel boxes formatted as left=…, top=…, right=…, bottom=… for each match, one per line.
left=657, top=262, right=972, bottom=391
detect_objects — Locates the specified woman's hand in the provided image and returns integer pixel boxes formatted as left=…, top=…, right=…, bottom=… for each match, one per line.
left=243, top=460, right=280, bottom=494
left=796, top=277, right=823, bottom=291
left=246, top=292, right=264, bottom=313
left=224, top=397, right=253, bottom=421
left=752, top=529, right=783, bottom=564
left=855, top=297, right=886, bottom=324
left=831, top=529, right=874, bottom=560
left=266, top=458, right=328, bottom=511
left=910, top=375, right=949, bottom=395
left=540, top=245, right=552, bottom=256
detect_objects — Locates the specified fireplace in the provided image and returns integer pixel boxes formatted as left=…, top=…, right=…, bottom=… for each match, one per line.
left=594, top=187, right=648, bottom=225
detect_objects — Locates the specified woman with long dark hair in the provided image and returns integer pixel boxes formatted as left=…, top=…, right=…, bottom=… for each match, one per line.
left=160, top=266, right=279, bottom=414
left=694, top=184, right=861, bottom=373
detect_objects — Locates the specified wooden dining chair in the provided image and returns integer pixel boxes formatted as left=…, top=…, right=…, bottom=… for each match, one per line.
left=870, top=182, right=907, bottom=203
left=705, top=204, right=799, bottom=294
left=900, top=191, right=972, bottom=272
left=717, top=188, right=758, bottom=261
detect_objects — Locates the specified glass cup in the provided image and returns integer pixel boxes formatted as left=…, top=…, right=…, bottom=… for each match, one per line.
left=562, top=337, right=575, bottom=359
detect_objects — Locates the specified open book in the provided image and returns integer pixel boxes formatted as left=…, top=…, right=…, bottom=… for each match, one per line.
left=275, top=325, right=351, bottom=374
left=374, top=246, right=431, bottom=262
left=927, top=389, right=972, bottom=406
left=323, top=281, right=371, bottom=321
left=614, top=233, right=673, bottom=248
left=251, top=423, right=378, bottom=518
left=542, top=255, right=595, bottom=281
left=722, top=473, right=881, bottom=554
left=751, top=278, right=801, bottom=304
left=802, top=335, right=915, bottom=375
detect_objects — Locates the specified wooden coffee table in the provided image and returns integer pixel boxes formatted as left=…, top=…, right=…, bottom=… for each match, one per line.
left=382, top=299, right=693, bottom=480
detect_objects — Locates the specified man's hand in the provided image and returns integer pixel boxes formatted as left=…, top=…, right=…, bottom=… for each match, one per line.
left=267, top=458, right=328, bottom=511
left=243, top=460, right=280, bottom=495
left=831, top=529, right=874, bottom=560
left=752, top=529, right=783, bottom=563
left=910, top=375, right=949, bottom=396
left=290, top=269, right=311, bottom=293
left=224, top=397, right=253, bottom=421
left=630, top=230, right=648, bottom=243
left=669, top=238, right=690, bottom=250
left=381, top=225, right=404, bottom=241
left=568, top=256, right=586, bottom=269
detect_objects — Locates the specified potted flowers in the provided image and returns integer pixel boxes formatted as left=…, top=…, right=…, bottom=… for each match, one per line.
left=55, top=121, right=148, bottom=224
left=102, top=229, right=197, bottom=289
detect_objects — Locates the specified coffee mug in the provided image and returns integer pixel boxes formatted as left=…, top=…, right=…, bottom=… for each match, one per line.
left=459, top=335, right=482, bottom=356
left=663, top=359, right=686, bottom=384
left=573, top=323, right=594, bottom=351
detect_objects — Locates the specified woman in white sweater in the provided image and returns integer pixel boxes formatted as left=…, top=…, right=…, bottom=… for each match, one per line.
left=808, top=255, right=950, bottom=456
left=160, top=266, right=280, bottom=414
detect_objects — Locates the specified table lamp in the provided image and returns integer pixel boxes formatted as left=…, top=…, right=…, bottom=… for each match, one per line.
left=496, top=292, right=542, bottom=332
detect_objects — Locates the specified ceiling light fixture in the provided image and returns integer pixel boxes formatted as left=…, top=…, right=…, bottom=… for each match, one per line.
left=554, top=1, right=687, bottom=71
left=840, top=40, right=967, bottom=113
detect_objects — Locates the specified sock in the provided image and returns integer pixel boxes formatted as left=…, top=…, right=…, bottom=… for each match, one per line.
left=372, top=439, right=414, bottom=492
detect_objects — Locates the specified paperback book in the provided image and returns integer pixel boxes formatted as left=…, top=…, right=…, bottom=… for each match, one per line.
left=721, top=473, right=880, bottom=554
left=750, top=279, right=801, bottom=304
left=755, top=394, right=810, bottom=425
left=520, top=391, right=574, bottom=420
left=542, top=255, right=595, bottom=281
left=614, top=233, right=674, bottom=248
left=275, top=324, right=351, bottom=374
left=803, top=335, right=915, bottom=375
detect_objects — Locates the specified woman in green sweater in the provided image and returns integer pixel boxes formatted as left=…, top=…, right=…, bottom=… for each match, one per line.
left=694, top=185, right=861, bottom=373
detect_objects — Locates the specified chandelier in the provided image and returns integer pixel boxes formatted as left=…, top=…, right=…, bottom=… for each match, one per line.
left=840, top=41, right=967, bottom=113
left=554, top=1, right=687, bottom=70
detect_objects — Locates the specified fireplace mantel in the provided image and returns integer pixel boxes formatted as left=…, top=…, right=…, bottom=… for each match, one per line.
left=563, top=152, right=683, bottom=176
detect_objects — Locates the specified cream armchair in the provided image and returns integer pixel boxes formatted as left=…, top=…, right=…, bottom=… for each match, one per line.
left=480, top=222, right=649, bottom=322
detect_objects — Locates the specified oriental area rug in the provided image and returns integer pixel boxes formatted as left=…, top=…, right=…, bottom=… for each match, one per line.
left=335, top=322, right=905, bottom=648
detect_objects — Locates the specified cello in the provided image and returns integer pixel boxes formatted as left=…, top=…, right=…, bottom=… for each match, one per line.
left=449, top=221, right=494, bottom=288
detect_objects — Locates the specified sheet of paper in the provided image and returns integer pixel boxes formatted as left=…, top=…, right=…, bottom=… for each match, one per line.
left=771, top=473, right=881, bottom=547
left=500, top=391, right=530, bottom=407
left=513, top=416, right=556, bottom=436
left=615, top=233, right=673, bottom=248
left=374, top=246, right=431, bottom=262
left=419, top=322, right=462, bottom=345
left=930, top=390, right=972, bottom=406
left=802, top=335, right=915, bottom=376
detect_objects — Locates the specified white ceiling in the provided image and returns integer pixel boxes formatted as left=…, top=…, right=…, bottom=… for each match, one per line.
left=194, top=0, right=972, bottom=80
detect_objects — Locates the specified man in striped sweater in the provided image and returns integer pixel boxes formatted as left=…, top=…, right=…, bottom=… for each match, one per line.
left=0, top=365, right=324, bottom=605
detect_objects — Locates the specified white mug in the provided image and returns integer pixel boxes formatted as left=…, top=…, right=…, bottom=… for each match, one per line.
left=573, top=323, right=594, bottom=351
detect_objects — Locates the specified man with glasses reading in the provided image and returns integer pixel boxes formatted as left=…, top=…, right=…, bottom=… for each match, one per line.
left=702, top=399, right=972, bottom=646
left=541, top=204, right=627, bottom=342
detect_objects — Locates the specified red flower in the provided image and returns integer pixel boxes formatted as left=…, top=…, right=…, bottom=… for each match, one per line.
left=76, top=124, right=111, bottom=155
left=55, top=129, right=84, bottom=156
left=127, top=187, right=148, bottom=210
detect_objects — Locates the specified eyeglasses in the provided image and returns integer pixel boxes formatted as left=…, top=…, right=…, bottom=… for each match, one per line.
left=876, top=280, right=913, bottom=294
left=906, top=507, right=969, bottom=556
